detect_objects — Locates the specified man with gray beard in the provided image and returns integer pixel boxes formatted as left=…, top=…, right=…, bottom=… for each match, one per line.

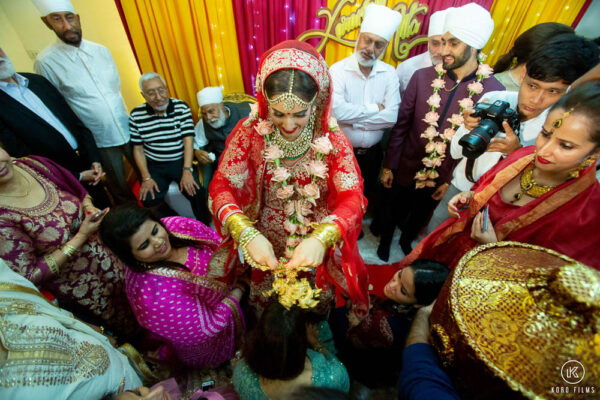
left=194, top=86, right=251, bottom=188
left=328, top=4, right=402, bottom=205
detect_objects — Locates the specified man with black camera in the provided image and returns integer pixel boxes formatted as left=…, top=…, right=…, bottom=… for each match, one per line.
left=376, top=4, right=504, bottom=260
left=426, top=33, right=599, bottom=233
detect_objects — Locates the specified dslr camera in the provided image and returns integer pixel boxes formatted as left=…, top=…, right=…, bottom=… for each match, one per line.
left=458, top=100, right=520, bottom=159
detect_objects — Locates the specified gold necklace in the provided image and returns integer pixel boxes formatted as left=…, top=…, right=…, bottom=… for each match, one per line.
left=513, top=163, right=556, bottom=202
left=0, top=168, right=31, bottom=198
left=271, top=113, right=315, bottom=159
left=443, top=79, right=460, bottom=92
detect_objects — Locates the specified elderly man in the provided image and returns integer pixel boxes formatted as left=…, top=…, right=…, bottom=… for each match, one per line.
left=193, top=86, right=251, bottom=187
left=396, top=8, right=451, bottom=96
left=376, top=3, right=504, bottom=260
left=32, top=0, right=137, bottom=204
left=329, top=4, right=402, bottom=203
left=0, top=47, right=109, bottom=207
left=130, top=72, right=208, bottom=223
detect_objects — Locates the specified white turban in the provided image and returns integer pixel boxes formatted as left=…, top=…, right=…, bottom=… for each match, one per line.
left=360, top=4, right=402, bottom=42
left=31, top=0, right=75, bottom=16
left=197, top=87, right=223, bottom=107
left=443, top=3, right=494, bottom=49
left=428, top=9, right=453, bottom=37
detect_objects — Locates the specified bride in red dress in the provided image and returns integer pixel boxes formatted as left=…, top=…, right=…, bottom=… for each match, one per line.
left=208, top=41, right=369, bottom=317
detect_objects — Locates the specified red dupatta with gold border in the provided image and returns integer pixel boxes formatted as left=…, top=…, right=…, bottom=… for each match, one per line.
left=400, top=146, right=600, bottom=270
left=208, top=40, right=369, bottom=316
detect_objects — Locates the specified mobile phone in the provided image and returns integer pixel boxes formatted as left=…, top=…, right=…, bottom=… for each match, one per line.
left=201, top=380, right=215, bottom=391
left=481, top=205, right=489, bottom=232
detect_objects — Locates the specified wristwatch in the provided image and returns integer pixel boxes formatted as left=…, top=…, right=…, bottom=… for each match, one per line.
left=183, top=167, right=194, bottom=172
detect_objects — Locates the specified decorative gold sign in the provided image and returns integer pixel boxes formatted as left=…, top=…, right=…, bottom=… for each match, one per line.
left=297, top=0, right=429, bottom=61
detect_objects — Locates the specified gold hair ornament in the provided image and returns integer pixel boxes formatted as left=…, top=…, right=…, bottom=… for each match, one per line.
left=265, top=69, right=317, bottom=111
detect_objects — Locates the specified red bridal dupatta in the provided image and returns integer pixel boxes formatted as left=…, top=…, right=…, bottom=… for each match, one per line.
left=401, top=146, right=600, bottom=270
left=208, top=40, right=369, bottom=316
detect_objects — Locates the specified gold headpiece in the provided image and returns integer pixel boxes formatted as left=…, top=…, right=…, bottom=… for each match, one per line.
left=265, top=69, right=317, bottom=111
left=550, top=106, right=575, bottom=132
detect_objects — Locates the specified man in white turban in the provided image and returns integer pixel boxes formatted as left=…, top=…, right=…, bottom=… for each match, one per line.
left=373, top=3, right=505, bottom=261
left=329, top=4, right=402, bottom=211
left=396, top=8, right=453, bottom=96
left=32, top=0, right=138, bottom=205
left=193, top=86, right=252, bottom=188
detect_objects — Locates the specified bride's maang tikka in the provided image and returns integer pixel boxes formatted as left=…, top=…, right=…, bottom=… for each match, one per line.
left=265, top=69, right=317, bottom=111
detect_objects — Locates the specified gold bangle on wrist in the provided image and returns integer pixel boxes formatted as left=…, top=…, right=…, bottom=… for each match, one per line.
left=239, top=227, right=260, bottom=251
left=310, top=223, right=341, bottom=249
left=60, top=244, right=78, bottom=259
left=45, top=254, right=60, bottom=275
left=382, top=168, right=392, bottom=175
left=225, top=213, right=255, bottom=243
left=241, top=246, right=270, bottom=271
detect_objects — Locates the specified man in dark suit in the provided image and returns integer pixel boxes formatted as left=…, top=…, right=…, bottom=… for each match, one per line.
left=0, top=47, right=109, bottom=206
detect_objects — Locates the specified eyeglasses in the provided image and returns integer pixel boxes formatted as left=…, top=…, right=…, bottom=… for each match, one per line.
left=143, top=87, right=167, bottom=98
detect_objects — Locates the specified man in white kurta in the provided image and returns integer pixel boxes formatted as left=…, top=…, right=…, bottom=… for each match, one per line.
left=396, top=8, right=451, bottom=96
left=329, top=4, right=402, bottom=203
left=32, top=0, right=137, bottom=204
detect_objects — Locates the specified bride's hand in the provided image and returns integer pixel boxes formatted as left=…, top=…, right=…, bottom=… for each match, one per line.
left=245, top=234, right=279, bottom=269
left=286, top=237, right=326, bottom=269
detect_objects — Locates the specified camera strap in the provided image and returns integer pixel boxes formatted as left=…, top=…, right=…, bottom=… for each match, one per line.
left=466, top=158, right=477, bottom=183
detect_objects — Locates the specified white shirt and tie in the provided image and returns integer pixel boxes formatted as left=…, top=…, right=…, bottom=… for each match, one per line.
left=0, top=73, right=78, bottom=149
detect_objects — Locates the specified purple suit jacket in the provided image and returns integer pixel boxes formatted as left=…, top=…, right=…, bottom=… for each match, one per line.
left=384, top=65, right=504, bottom=188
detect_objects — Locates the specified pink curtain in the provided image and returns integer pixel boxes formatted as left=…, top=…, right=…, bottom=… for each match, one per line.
left=232, top=0, right=326, bottom=95
left=407, top=0, right=494, bottom=58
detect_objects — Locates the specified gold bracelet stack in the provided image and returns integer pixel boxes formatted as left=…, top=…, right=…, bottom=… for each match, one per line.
left=225, top=213, right=255, bottom=243
left=241, top=246, right=270, bottom=271
left=45, top=254, right=60, bottom=275
left=239, top=227, right=260, bottom=251
left=310, top=223, right=341, bottom=249
left=60, top=244, right=78, bottom=259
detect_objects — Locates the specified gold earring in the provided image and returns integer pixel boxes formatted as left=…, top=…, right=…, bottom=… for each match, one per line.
left=569, top=155, right=598, bottom=179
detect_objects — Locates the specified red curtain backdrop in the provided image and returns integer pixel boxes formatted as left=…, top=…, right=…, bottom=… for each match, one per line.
left=232, top=0, right=326, bottom=94
left=407, top=0, right=494, bottom=59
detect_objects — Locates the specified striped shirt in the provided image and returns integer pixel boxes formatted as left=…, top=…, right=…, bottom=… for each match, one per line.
left=129, top=98, right=195, bottom=162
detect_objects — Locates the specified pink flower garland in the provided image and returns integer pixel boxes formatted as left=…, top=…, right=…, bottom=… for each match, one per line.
left=415, top=55, right=493, bottom=189
left=256, top=117, right=334, bottom=259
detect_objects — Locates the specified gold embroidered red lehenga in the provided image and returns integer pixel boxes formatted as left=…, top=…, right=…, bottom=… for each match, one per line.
left=208, top=41, right=369, bottom=317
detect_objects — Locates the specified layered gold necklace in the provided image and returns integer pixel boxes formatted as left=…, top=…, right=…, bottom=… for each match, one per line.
left=271, top=113, right=315, bottom=159
left=512, top=163, right=556, bottom=202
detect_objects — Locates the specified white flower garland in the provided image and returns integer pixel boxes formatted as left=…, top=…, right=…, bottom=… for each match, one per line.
left=254, top=116, right=335, bottom=259
left=415, top=54, right=493, bottom=189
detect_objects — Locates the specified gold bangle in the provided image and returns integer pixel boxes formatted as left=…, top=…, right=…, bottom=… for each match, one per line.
left=45, top=254, right=60, bottom=275
left=382, top=168, right=392, bottom=175
left=241, top=246, right=270, bottom=271
left=310, top=223, right=341, bottom=249
left=225, top=213, right=255, bottom=243
left=60, top=244, right=78, bottom=259
left=239, top=227, right=260, bottom=251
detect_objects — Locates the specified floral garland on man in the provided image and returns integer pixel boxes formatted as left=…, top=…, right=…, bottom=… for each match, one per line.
left=415, top=54, right=494, bottom=189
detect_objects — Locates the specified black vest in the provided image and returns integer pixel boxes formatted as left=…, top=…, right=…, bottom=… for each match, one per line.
left=204, top=101, right=252, bottom=155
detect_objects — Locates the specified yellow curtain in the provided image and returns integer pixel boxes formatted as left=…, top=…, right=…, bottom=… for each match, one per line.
left=482, top=0, right=586, bottom=67
left=119, top=0, right=244, bottom=118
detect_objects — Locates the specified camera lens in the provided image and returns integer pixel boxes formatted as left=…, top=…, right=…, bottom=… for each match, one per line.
left=459, top=119, right=500, bottom=159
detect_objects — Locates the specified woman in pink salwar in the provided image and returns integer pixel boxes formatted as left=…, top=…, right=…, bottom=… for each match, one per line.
left=100, top=204, right=245, bottom=367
